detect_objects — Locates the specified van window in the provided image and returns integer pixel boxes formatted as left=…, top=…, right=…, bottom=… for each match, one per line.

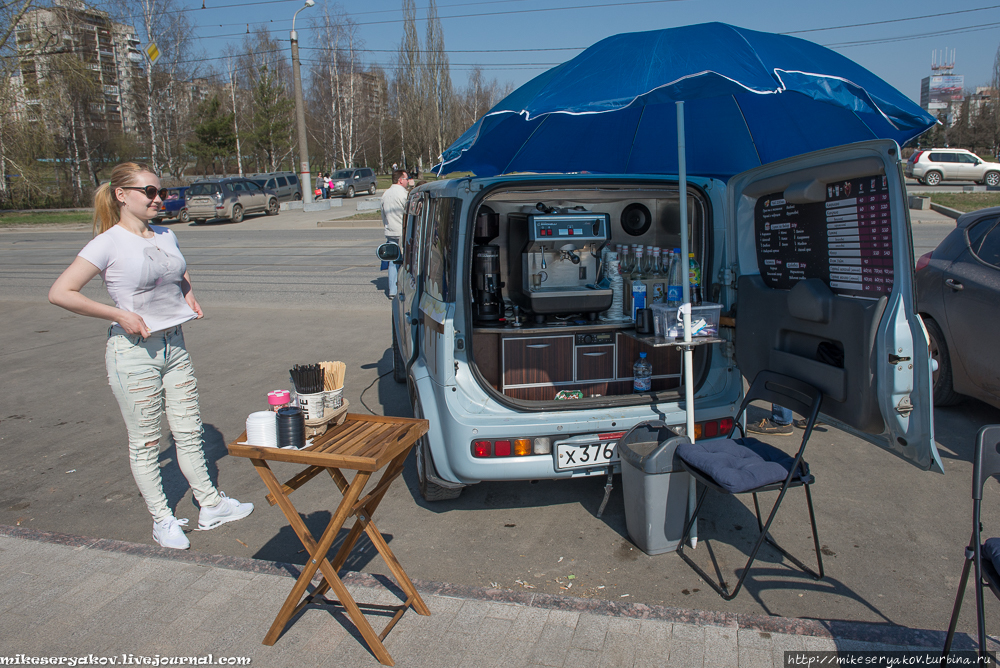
left=189, top=183, right=220, bottom=196
left=335, top=170, right=353, bottom=179
left=928, top=153, right=955, bottom=162
left=276, top=176, right=288, bottom=187
left=231, top=181, right=246, bottom=191
left=288, top=175, right=298, bottom=185
left=246, top=181, right=261, bottom=191
left=362, top=169, right=372, bottom=178
left=422, top=197, right=460, bottom=302
left=265, top=179, right=276, bottom=188
left=403, top=195, right=424, bottom=274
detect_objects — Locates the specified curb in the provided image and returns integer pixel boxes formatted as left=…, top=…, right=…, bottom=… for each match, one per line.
left=0, top=524, right=985, bottom=651
left=929, top=202, right=964, bottom=220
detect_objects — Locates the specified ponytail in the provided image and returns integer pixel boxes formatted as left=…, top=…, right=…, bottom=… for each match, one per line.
left=92, top=161, right=154, bottom=236
left=92, top=182, right=120, bottom=235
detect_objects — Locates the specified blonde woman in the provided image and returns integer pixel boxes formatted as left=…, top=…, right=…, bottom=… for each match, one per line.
left=49, top=162, right=253, bottom=550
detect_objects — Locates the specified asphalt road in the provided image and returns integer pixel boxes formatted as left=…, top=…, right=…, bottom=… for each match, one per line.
left=2, top=209, right=1000, bottom=637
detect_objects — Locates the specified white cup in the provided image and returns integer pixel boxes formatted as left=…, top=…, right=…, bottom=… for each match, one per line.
left=297, top=392, right=326, bottom=420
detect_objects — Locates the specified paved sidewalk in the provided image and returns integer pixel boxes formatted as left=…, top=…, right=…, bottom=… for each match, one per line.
left=0, top=527, right=979, bottom=668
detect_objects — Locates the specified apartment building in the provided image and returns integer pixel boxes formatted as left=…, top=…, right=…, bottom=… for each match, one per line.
left=12, top=0, right=144, bottom=135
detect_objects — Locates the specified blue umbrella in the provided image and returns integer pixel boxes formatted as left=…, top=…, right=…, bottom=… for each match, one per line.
left=437, top=22, right=935, bottom=178
left=436, top=23, right=936, bottom=547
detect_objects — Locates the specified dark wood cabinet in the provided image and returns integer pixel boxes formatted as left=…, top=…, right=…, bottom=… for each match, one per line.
left=488, top=328, right=682, bottom=400
left=502, top=335, right=574, bottom=386
left=576, top=345, right=615, bottom=381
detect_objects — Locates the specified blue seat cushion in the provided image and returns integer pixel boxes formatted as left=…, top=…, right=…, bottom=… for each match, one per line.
left=677, top=438, right=806, bottom=494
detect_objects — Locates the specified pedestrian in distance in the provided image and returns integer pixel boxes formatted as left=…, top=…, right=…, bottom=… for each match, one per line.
left=380, top=169, right=413, bottom=299
left=321, top=173, right=330, bottom=199
left=48, top=161, right=254, bottom=550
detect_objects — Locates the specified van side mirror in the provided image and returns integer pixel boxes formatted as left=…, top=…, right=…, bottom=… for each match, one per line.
left=377, top=242, right=402, bottom=263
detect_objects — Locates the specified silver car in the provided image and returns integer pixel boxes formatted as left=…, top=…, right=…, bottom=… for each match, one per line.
left=905, top=148, right=1000, bottom=186
left=186, top=178, right=280, bottom=224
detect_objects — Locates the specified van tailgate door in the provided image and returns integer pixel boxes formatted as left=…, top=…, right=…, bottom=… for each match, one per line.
left=728, top=140, right=941, bottom=472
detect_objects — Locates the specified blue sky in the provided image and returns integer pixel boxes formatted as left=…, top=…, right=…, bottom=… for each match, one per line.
left=181, top=0, right=1000, bottom=104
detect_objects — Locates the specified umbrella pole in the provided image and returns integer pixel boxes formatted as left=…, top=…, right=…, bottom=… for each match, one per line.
left=677, top=101, right=697, bottom=549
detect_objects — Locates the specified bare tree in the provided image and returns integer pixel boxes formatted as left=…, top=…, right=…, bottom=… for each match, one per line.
left=395, top=0, right=421, bottom=169
left=223, top=47, right=243, bottom=176
left=422, top=0, right=452, bottom=163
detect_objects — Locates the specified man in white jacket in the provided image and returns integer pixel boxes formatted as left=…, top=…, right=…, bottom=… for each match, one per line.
left=380, top=169, right=412, bottom=298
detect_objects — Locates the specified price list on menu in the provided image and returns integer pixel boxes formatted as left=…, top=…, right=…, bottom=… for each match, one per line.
left=754, top=174, right=894, bottom=299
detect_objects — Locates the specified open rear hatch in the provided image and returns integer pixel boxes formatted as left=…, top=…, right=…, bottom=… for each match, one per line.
left=728, top=140, right=941, bottom=472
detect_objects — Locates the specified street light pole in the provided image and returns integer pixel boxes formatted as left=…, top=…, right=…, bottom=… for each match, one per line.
left=290, top=0, right=314, bottom=204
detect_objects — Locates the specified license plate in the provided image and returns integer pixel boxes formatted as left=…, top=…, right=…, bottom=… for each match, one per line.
left=555, top=437, right=620, bottom=470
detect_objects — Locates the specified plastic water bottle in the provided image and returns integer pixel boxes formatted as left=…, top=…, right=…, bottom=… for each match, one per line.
left=666, top=247, right=684, bottom=307
left=633, top=352, right=652, bottom=393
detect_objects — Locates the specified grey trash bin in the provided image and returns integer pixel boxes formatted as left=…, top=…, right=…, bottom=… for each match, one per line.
left=618, top=421, right=692, bottom=555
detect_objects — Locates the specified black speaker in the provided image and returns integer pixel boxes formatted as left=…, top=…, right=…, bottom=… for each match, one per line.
left=620, top=203, right=651, bottom=236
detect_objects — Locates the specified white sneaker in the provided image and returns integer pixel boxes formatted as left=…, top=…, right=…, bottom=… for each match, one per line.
left=198, top=492, right=254, bottom=530
left=153, top=517, right=190, bottom=550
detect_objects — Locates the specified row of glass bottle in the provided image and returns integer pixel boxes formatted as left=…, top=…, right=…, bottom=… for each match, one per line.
left=613, top=243, right=701, bottom=307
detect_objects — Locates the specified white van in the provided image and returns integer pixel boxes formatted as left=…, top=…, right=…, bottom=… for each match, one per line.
left=379, top=140, right=941, bottom=501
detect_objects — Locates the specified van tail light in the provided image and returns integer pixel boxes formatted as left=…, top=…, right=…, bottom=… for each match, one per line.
left=915, top=251, right=933, bottom=272
left=909, top=150, right=924, bottom=164
left=472, top=437, right=546, bottom=457
left=693, top=418, right=736, bottom=440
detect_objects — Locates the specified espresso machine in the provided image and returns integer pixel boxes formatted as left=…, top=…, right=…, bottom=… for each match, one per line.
left=472, top=208, right=505, bottom=326
left=507, top=205, right=613, bottom=324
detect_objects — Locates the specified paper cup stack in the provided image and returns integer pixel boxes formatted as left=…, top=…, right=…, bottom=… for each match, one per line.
left=246, top=411, right=278, bottom=448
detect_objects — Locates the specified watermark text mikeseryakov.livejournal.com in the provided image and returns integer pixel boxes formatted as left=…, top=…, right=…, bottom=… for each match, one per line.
left=1, top=655, right=251, bottom=666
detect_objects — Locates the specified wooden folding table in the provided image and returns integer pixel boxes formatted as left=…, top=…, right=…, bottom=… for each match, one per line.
left=227, top=413, right=431, bottom=666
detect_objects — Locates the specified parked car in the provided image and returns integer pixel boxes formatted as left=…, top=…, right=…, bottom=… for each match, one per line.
left=915, top=206, right=1000, bottom=409
left=377, top=140, right=939, bottom=501
left=247, top=171, right=302, bottom=202
left=330, top=168, right=377, bottom=198
left=155, top=186, right=189, bottom=223
left=185, top=177, right=280, bottom=224
left=905, top=148, right=1000, bottom=186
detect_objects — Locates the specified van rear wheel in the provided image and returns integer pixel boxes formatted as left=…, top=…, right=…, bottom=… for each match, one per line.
left=411, top=395, right=463, bottom=502
left=416, top=437, right=463, bottom=502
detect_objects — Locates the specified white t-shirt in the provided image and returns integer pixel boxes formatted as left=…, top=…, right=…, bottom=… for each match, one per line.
left=381, top=183, right=408, bottom=238
left=78, top=224, right=197, bottom=333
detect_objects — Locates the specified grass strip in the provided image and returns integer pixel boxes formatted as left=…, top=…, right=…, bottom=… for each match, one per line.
left=929, top=192, right=1000, bottom=213
left=0, top=211, right=93, bottom=226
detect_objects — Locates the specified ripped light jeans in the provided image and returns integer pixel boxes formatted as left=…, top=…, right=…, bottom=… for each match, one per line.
left=106, top=324, right=222, bottom=522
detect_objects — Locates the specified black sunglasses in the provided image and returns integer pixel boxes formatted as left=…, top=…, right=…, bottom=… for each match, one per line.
left=123, top=185, right=168, bottom=200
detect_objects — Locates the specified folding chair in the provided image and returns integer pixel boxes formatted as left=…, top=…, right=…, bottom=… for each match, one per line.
left=942, top=425, right=1000, bottom=663
left=676, top=370, right=824, bottom=600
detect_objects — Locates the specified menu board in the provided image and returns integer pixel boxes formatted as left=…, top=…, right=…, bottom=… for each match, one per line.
left=754, top=174, right=894, bottom=299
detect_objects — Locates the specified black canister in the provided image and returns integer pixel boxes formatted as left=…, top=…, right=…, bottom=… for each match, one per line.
left=636, top=308, right=654, bottom=335
left=276, top=406, right=306, bottom=449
